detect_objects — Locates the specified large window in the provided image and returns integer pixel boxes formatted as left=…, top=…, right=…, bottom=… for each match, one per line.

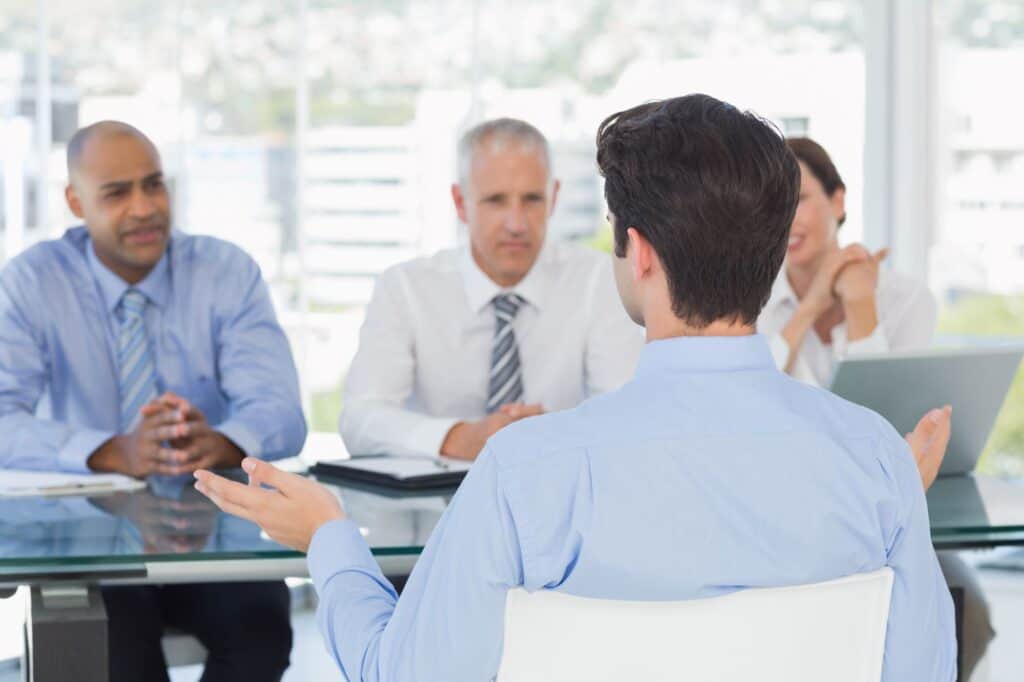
left=932, top=0, right=1024, bottom=475
left=0, top=0, right=866, bottom=436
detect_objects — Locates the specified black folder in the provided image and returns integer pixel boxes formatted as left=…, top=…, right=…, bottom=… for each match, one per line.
left=310, top=456, right=470, bottom=491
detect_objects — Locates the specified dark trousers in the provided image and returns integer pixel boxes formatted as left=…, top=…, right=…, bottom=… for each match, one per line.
left=101, top=581, right=292, bottom=682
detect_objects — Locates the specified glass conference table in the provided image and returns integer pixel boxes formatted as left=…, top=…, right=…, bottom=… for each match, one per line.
left=2, top=468, right=1024, bottom=681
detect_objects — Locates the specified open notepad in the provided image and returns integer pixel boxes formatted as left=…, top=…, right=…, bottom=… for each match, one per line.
left=0, top=469, right=147, bottom=497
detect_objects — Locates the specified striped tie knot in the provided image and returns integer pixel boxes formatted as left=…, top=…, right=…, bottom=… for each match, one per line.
left=492, top=293, right=526, bottom=322
left=118, top=289, right=148, bottom=322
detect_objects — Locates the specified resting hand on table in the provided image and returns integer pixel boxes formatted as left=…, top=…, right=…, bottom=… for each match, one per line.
left=904, top=405, right=953, bottom=491
left=194, top=457, right=344, bottom=553
left=150, top=393, right=245, bottom=472
left=88, top=394, right=199, bottom=478
left=89, top=392, right=245, bottom=478
left=440, top=403, right=545, bottom=460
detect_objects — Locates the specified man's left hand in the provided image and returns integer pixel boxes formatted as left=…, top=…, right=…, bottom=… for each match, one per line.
left=194, top=458, right=345, bottom=552
left=150, top=393, right=245, bottom=472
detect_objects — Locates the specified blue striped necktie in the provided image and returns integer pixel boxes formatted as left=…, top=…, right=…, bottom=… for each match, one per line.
left=117, top=289, right=158, bottom=431
left=487, top=293, right=526, bottom=413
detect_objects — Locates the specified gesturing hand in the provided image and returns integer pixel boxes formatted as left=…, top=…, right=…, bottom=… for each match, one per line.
left=905, top=405, right=953, bottom=491
left=194, top=458, right=345, bottom=553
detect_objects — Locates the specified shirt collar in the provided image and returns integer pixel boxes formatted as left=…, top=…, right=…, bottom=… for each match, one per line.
left=86, top=237, right=171, bottom=314
left=771, top=269, right=799, bottom=306
left=459, top=242, right=552, bottom=314
left=634, top=334, right=777, bottom=378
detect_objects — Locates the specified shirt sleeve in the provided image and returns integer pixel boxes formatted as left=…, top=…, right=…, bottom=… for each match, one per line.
left=845, top=278, right=938, bottom=359
left=339, top=268, right=459, bottom=457
left=765, top=331, right=823, bottom=387
left=0, top=267, right=115, bottom=472
left=582, top=256, right=644, bottom=397
left=211, top=254, right=307, bottom=461
left=766, top=332, right=790, bottom=370
left=307, top=446, right=523, bottom=681
left=844, top=324, right=890, bottom=357
left=881, top=280, right=938, bottom=351
left=876, top=426, right=957, bottom=682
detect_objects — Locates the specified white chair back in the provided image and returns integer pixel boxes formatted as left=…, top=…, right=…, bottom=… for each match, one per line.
left=498, top=568, right=894, bottom=682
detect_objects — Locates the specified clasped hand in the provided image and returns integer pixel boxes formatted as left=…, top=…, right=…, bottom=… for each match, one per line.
left=89, top=392, right=244, bottom=478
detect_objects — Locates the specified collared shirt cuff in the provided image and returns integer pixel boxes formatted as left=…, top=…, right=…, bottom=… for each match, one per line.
left=405, top=416, right=461, bottom=457
left=215, top=420, right=262, bottom=459
left=846, top=325, right=889, bottom=357
left=59, top=429, right=116, bottom=473
left=307, top=518, right=381, bottom=594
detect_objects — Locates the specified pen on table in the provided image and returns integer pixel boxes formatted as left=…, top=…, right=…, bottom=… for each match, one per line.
left=7, top=481, right=116, bottom=495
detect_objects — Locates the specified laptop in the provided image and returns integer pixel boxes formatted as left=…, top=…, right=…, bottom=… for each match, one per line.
left=828, top=346, right=1024, bottom=477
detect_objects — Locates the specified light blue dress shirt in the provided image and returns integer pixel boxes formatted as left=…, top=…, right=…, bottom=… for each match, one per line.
left=308, top=334, right=955, bottom=682
left=0, top=226, right=306, bottom=471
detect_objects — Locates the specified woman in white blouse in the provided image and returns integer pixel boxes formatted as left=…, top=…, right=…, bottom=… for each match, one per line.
left=759, top=137, right=993, bottom=680
left=758, top=137, right=936, bottom=387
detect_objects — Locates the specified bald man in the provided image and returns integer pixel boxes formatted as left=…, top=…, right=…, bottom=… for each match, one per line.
left=0, top=121, right=305, bottom=681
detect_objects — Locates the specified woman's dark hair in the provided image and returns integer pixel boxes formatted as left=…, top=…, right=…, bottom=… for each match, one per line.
left=786, top=136, right=846, bottom=226
left=596, top=93, right=800, bottom=329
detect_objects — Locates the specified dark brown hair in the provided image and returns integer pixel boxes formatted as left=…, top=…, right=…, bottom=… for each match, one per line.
left=786, top=137, right=846, bottom=226
left=597, top=94, right=800, bottom=328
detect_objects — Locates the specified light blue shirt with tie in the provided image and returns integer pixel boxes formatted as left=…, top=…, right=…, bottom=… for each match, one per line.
left=309, top=334, right=955, bottom=682
left=0, top=226, right=306, bottom=471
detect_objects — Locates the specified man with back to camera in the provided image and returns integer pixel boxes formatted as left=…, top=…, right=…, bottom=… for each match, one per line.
left=0, top=121, right=306, bottom=681
left=339, top=117, right=644, bottom=460
left=196, top=94, right=956, bottom=681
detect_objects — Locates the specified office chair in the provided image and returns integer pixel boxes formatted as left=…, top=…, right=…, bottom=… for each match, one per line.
left=498, top=568, right=894, bottom=682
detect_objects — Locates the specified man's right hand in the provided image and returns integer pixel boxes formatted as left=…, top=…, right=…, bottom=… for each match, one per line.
left=440, top=403, right=544, bottom=460
left=87, top=399, right=194, bottom=478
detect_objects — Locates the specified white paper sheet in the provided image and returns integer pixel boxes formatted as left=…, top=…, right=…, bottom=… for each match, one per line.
left=0, top=469, right=146, bottom=497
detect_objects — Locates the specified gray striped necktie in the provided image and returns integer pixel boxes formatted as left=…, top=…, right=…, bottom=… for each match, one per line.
left=117, top=289, right=159, bottom=431
left=487, top=293, right=526, bottom=413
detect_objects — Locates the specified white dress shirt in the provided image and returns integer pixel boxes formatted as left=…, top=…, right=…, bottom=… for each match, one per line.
left=757, top=268, right=937, bottom=387
left=339, top=241, right=644, bottom=456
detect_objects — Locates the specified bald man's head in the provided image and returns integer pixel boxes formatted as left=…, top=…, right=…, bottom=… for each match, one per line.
left=66, top=121, right=157, bottom=182
left=64, top=121, right=171, bottom=284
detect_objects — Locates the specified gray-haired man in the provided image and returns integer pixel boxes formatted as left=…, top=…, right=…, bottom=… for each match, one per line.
left=339, top=118, right=643, bottom=461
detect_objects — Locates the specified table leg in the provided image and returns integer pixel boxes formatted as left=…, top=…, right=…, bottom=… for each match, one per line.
left=24, top=585, right=107, bottom=682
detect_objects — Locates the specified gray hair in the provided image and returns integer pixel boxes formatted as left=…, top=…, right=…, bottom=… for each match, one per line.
left=456, top=118, right=552, bottom=186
